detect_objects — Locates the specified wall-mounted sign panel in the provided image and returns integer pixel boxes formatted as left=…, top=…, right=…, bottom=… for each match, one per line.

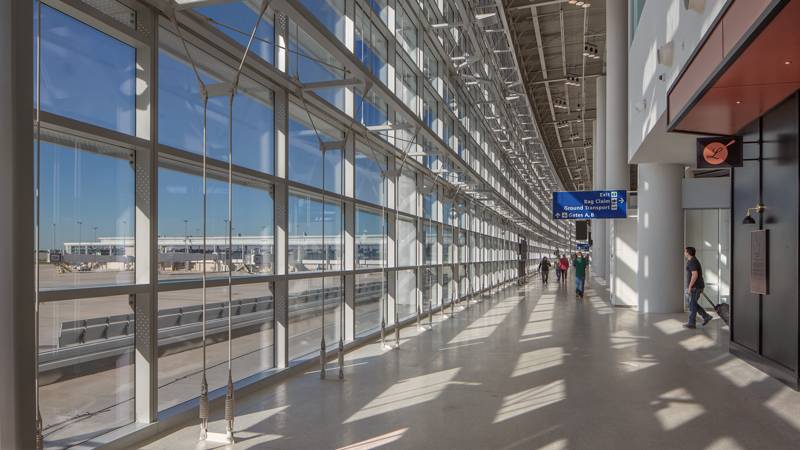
left=576, top=220, right=588, bottom=240
left=697, top=135, right=743, bottom=168
left=751, top=229, right=768, bottom=295
left=552, top=190, right=627, bottom=220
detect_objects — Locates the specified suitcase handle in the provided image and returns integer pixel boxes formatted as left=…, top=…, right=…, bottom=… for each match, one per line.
left=700, top=291, right=717, bottom=309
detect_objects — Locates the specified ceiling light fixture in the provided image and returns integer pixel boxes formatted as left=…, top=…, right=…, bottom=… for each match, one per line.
left=566, top=74, right=581, bottom=87
left=583, top=43, right=600, bottom=59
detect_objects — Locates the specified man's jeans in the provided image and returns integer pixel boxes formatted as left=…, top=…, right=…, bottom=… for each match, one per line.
left=575, top=276, right=585, bottom=296
left=686, top=287, right=710, bottom=325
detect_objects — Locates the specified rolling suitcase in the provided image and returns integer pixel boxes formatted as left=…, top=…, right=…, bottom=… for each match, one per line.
left=702, top=292, right=730, bottom=326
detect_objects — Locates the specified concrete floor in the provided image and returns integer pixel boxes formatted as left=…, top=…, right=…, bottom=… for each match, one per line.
left=134, top=276, right=800, bottom=450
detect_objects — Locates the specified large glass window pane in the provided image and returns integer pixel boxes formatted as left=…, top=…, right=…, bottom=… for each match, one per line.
left=288, top=192, right=343, bottom=273
left=396, top=6, right=418, bottom=62
left=397, top=217, right=417, bottom=267
left=424, top=223, right=438, bottom=264
left=423, top=89, right=437, bottom=131
left=370, top=0, right=389, bottom=25
left=289, top=104, right=344, bottom=193
left=355, top=7, right=389, bottom=84
left=355, top=142, right=387, bottom=206
left=158, top=162, right=274, bottom=281
left=443, top=227, right=452, bottom=263
left=159, top=37, right=275, bottom=174
left=397, top=168, right=417, bottom=214
left=458, top=230, right=466, bottom=262
left=355, top=273, right=386, bottom=336
left=298, top=0, right=346, bottom=43
left=397, top=269, right=417, bottom=320
left=443, top=198, right=454, bottom=226
left=37, top=5, right=135, bottom=135
left=422, top=267, right=437, bottom=313
left=39, top=296, right=134, bottom=448
left=38, top=130, right=135, bottom=290
left=443, top=265, right=454, bottom=304
left=197, top=1, right=276, bottom=65
left=423, top=187, right=438, bottom=221
left=356, top=207, right=386, bottom=269
left=289, top=276, right=342, bottom=362
left=355, top=87, right=389, bottom=130
left=423, top=43, right=438, bottom=90
left=157, top=284, right=273, bottom=411
left=396, top=60, right=417, bottom=115
left=288, top=19, right=346, bottom=110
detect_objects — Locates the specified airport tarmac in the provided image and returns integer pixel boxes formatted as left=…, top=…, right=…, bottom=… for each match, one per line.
left=36, top=269, right=393, bottom=449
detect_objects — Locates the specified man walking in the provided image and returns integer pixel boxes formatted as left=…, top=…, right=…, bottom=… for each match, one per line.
left=538, top=256, right=551, bottom=284
left=573, top=252, right=587, bottom=298
left=683, top=247, right=713, bottom=329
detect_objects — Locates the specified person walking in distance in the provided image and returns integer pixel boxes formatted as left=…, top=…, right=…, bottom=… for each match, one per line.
left=554, top=253, right=561, bottom=282
left=683, top=247, right=713, bottom=329
left=538, top=256, right=551, bottom=284
left=558, top=255, right=570, bottom=285
left=573, top=252, right=588, bottom=298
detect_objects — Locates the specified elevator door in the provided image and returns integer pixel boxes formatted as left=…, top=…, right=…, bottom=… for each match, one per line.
left=685, top=209, right=731, bottom=306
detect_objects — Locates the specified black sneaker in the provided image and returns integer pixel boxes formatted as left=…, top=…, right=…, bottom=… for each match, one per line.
left=702, top=316, right=713, bottom=326
left=683, top=324, right=696, bottom=329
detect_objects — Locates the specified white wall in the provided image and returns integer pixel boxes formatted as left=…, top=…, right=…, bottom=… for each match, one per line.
left=628, top=0, right=729, bottom=163
left=610, top=217, right=638, bottom=307
left=683, top=178, right=730, bottom=209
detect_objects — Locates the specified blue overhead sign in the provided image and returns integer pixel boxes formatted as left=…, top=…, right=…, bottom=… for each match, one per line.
left=552, top=190, right=627, bottom=220
left=578, top=243, right=590, bottom=250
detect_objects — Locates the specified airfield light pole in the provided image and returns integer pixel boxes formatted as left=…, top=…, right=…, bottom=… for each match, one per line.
left=76, top=221, right=83, bottom=255
left=183, top=219, right=189, bottom=271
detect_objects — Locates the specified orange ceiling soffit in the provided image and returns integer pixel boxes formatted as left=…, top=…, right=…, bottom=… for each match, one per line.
left=667, top=0, right=799, bottom=135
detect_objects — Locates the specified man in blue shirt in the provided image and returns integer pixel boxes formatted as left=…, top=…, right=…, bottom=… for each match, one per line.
left=683, top=247, right=713, bottom=329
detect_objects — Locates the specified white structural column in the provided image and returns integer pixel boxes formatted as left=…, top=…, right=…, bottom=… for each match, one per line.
left=606, top=0, right=629, bottom=191
left=606, top=0, right=636, bottom=305
left=0, top=0, right=35, bottom=447
left=637, top=164, right=685, bottom=313
left=593, top=76, right=608, bottom=279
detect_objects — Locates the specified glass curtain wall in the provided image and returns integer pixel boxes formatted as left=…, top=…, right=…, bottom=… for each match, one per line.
left=29, top=0, right=571, bottom=447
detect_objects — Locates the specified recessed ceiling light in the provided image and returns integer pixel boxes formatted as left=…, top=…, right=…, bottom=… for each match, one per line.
left=785, top=61, right=792, bottom=65
left=736, top=101, right=742, bottom=104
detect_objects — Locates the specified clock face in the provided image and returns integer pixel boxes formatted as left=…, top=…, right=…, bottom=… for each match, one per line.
left=703, top=142, right=728, bottom=165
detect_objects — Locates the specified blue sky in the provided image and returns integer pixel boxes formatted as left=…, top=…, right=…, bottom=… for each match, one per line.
left=37, top=2, right=387, bottom=249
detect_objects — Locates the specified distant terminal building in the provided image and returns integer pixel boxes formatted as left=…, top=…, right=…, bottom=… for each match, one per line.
left=55, top=234, right=389, bottom=273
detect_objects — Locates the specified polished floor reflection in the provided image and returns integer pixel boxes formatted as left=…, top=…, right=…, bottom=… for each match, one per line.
left=137, top=276, right=800, bottom=449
